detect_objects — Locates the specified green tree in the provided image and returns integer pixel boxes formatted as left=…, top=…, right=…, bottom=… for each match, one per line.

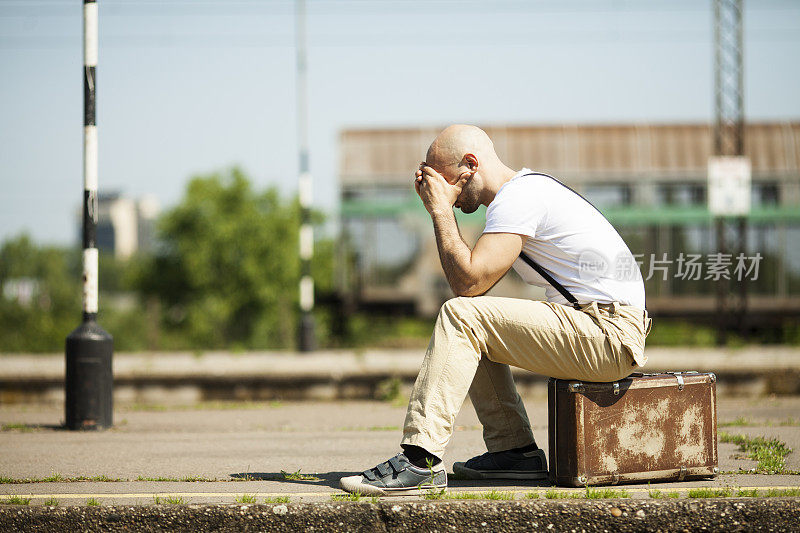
left=0, top=234, right=81, bottom=351
left=134, top=168, right=332, bottom=349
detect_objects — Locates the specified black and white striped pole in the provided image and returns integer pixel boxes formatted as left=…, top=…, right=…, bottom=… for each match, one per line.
left=296, top=0, right=315, bottom=351
left=65, top=0, right=113, bottom=430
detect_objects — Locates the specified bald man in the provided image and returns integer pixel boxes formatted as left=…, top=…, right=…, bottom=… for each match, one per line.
left=340, top=125, right=651, bottom=495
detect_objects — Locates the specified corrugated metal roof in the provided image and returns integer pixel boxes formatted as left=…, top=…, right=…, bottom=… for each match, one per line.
left=340, top=122, right=800, bottom=185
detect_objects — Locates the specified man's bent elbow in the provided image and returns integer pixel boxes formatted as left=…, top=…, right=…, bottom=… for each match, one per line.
left=451, top=281, right=486, bottom=298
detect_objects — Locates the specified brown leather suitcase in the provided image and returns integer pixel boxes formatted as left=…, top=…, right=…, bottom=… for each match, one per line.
left=548, top=372, right=719, bottom=487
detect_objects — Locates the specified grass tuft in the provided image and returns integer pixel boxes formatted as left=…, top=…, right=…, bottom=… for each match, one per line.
left=450, top=492, right=482, bottom=500
left=376, top=377, right=406, bottom=406
left=648, top=488, right=679, bottom=499
left=764, top=488, right=800, bottom=497
left=688, top=487, right=733, bottom=498
left=235, top=494, right=257, bottom=504
left=720, top=432, right=792, bottom=474
left=43, top=497, right=59, bottom=507
left=422, top=488, right=447, bottom=500
left=165, top=495, right=188, bottom=505
left=331, top=491, right=363, bottom=501
left=525, top=492, right=540, bottom=499
left=585, top=487, right=630, bottom=499
left=281, top=469, right=321, bottom=482
left=181, top=475, right=209, bottom=482
left=1, top=423, right=34, bottom=432
left=3, top=495, right=31, bottom=505
left=485, top=490, right=515, bottom=500
left=719, top=417, right=751, bottom=427
left=264, top=496, right=290, bottom=504
left=737, top=488, right=758, bottom=497
left=86, top=498, right=101, bottom=506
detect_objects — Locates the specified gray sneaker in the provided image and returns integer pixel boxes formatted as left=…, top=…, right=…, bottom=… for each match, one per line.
left=453, top=448, right=548, bottom=480
left=340, top=453, right=447, bottom=496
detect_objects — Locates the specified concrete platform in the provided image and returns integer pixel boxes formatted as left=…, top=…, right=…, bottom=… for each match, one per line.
left=2, top=346, right=800, bottom=404
left=3, top=395, right=800, bottom=530
left=2, top=397, right=799, bottom=504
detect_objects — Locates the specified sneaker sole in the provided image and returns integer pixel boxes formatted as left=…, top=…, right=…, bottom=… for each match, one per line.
left=452, top=462, right=549, bottom=480
left=339, top=474, right=447, bottom=496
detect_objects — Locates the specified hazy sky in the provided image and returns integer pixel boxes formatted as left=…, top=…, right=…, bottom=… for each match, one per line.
left=1, top=0, right=799, bottom=245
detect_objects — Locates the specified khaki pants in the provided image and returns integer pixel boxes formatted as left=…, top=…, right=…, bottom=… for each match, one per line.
left=401, top=296, right=652, bottom=458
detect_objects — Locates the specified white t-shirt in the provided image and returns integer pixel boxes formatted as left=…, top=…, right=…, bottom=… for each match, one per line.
left=483, top=169, right=645, bottom=309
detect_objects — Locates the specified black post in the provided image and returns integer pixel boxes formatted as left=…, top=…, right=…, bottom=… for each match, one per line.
left=65, top=0, right=113, bottom=431
left=712, top=0, right=745, bottom=346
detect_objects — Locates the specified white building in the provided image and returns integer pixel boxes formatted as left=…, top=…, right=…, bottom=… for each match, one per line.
left=89, top=193, right=160, bottom=260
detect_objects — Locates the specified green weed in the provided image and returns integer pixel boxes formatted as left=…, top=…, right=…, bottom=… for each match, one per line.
left=43, top=497, right=59, bottom=507
left=181, top=475, right=211, bottom=482
left=0, top=473, right=121, bottom=484
left=719, top=417, right=750, bottom=427
left=720, top=432, right=792, bottom=473
left=585, top=487, right=630, bottom=499
left=164, top=495, right=188, bottom=505
left=736, top=488, right=758, bottom=497
left=281, top=469, right=320, bottom=481
left=545, top=490, right=582, bottom=499
left=376, top=377, right=406, bottom=406
left=235, top=494, right=257, bottom=504
left=687, top=487, right=733, bottom=498
left=86, top=498, right=101, bottom=506
left=264, top=496, right=290, bottom=504
left=1, top=423, right=34, bottom=432
left=422, top=488, right=447, bottom=500
left=764, top=488, right=800, bottom=497
left=525, top=492, right=540, bottom=499
left=331, top=492, right=363, bottom=501
left=450, top=492, right=481, bottom=500
left=485, top=490, right=514, bottom=500
left=2, top=495, right=30, bottom=505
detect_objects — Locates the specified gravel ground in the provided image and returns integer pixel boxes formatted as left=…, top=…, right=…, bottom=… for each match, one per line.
left=2, top=499, right=800, bottom=532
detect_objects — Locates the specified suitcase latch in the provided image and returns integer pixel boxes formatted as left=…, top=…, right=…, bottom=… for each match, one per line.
left=678, top=466, right=687, bottom=481
left=568, top=382, right=585, bottom=393
left=667, top=372, right=685, bottom=391
left=612, top=382, right=620, bottom=395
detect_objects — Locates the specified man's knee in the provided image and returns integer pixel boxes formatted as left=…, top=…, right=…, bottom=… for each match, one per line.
left=438, top=296, right=489, bottom=326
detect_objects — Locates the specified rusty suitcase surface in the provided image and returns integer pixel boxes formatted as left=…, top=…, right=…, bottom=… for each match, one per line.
left=548, top=372, right=718, bottom=487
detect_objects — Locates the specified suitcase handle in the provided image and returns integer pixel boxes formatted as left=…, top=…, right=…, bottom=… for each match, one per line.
left=628, top=371, right=699, bottom=391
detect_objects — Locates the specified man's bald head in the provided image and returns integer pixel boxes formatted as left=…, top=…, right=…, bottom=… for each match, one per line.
left=420, top=125, right=513, bottom=214
left=425, top=125, right=498, bottom=171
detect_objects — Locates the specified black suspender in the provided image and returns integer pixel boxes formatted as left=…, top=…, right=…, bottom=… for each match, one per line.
left=515, top=172, right=609, bottom=310
left=517, top=252, right=581, bottom=309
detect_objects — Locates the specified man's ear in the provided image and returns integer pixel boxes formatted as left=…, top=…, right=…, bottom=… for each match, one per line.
left=464, top=153, right=479, bottom=173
